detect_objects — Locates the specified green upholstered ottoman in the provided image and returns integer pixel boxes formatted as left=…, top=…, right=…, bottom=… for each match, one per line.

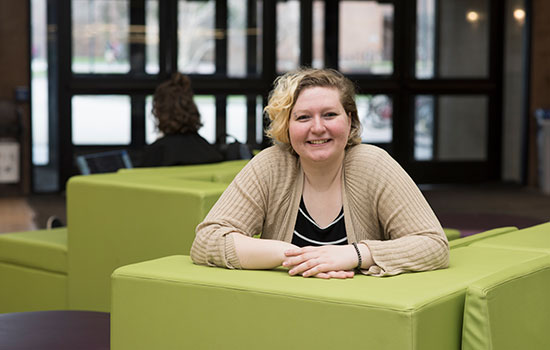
left=111, top=247, right=548, bottom=350
left=462, top=254, right=550, bottom=350
left=0, top=228, right=68, bottom=313
left=67, top=175, right=231, bottom=312
left=470, top=222, right=550, bottom=253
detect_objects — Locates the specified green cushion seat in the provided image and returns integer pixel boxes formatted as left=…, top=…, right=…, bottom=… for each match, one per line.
left=0, top=228, right=68, bottom=313
left=0, top=228, right=67, bottom=273
left=111, top=246, right=548, bottom=350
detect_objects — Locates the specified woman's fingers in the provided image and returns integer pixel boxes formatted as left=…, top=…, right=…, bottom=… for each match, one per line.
left=282, top=252, right=314, bottom=269
left=313, top=272, right=331, bottom=279
left=288, top=258, right=321, bottom=276
left=284, top=246, right=315, bottom=257
left=284, top=254, right=356, bottom=278
left=329, top=270, right=355, bottom=278
left=284, top=245, right=357, bottom=272
left=312, top=270, right=355, bottom=279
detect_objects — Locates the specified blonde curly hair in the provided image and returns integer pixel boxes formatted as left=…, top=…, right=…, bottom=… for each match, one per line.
left=264, top=68, right=361, bottom=154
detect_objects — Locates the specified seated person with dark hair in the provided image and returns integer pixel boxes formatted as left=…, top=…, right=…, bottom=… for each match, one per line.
left=140, top=73, right=223, bottom=167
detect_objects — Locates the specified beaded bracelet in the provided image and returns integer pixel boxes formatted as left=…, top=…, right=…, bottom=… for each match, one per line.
left=352, top=242, right=362, bottom=270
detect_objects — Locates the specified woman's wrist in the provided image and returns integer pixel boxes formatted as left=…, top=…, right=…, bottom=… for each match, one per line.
left=351, top=242, right=362, bottom=270
left=356, top=242, right=374, bottom=270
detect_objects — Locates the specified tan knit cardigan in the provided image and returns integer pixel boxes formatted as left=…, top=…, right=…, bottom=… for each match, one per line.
left=191, top=144, right=449, bottom=276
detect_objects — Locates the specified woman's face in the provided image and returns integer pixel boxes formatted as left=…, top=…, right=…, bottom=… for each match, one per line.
left=288, top=86, right=351, bottom=167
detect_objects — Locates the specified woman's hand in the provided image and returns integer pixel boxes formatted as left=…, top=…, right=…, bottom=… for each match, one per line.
left=307, top=270, right=355, bottom=279
left=282, top=245, right=360, bottom=279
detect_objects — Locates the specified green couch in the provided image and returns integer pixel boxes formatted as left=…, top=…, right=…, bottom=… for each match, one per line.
left=2, top=159, right=548, bottom=348
left=0, top=157, right=470, bottom=314
left=0, top=160, right=248, bottom=313
left=0, top=154, right=534, bottom=321
left=111, top=223, right=550, bottom=350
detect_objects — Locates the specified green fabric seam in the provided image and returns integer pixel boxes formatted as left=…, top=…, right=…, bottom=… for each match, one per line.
left=113, top=273, right=463, bottom=313
left=479, top=265, right=550, bottom=293
left=0, top=260, right=68, bottom=275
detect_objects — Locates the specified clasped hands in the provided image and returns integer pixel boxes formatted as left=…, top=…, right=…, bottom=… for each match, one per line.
left=281, top=244, right=359, bottom=279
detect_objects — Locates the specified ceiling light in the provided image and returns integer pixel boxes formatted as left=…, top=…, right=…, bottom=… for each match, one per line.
left=513, top=8, right=525, bottom=22
left=466, top=11, right=479, bottom=23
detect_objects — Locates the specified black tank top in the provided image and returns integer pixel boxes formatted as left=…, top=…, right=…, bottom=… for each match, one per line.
left=291, top=196, right=348, bottom=247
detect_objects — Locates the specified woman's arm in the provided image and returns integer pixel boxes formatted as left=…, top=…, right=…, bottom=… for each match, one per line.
left=230, top=233, right=297, bottom=269
left=191, top=168, right=266, bottom=268
left=360, top=148, right=450, bottom=276
left=191, top=150, right=283, bottom=269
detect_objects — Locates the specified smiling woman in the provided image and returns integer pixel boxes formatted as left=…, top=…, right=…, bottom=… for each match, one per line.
left=191, top=68, right=449, bottom=278
left=288, top=87, right=351, bottom=168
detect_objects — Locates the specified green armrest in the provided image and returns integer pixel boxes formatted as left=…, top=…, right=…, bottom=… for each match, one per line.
left=111, top=246, right=547, bottom=350
left=470, top=222, right=550, bottom=253
left=0, top=228, right=67, bottom=273
left=443, top=228, right=461, bottom=241
left=449, top=227, right=518, bottom=249
left=462, top=254, right=550, bottom=350
left=0, top=228, right=68, bottom=313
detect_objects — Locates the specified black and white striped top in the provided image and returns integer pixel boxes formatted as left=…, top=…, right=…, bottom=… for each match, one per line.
left=291, top=196, right=348, bottom=247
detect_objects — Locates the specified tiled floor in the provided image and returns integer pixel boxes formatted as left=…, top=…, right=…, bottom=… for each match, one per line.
left=422, top=183, right=550, bottom=223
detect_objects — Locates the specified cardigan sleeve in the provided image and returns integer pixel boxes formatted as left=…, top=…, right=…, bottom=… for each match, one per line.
left=357, top=148, right=449, bottom=276
left=190, top=154, right=270, bottom=269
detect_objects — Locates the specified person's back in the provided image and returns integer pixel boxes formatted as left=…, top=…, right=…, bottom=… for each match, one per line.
left=141, top=132, right=222, bottom=167
left=139, top=73, right=223, bottom=167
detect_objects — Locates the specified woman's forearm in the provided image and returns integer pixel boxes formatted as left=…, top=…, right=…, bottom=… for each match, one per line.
left=230, top=233, right=297, bottom=269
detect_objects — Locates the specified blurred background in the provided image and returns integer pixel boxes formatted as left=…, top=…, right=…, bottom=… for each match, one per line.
left=1, top=0, right=549, bottom=232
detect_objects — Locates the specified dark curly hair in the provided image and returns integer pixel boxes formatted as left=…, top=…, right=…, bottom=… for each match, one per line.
left=152, top=73, right=202, bottom=135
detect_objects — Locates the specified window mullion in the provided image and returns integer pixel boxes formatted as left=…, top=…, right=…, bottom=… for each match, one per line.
left=300, top=0, right=313, bottom=67
left=246, top=0, right=257, bottom=74
left=129, top=0, right=146, bottom=74
left=324, top=0, right=338, bottom=69
left=216, top=0, right=228, bottom=75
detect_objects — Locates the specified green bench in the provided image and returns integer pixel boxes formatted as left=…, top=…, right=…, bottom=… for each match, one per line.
left=0, top=155, right=470, bottom=313
left=3, top=157, right=547, bottom=350
left=110, top=223, right=550, bottom=350
left=0, top=228, right=67, bottom=313
left=0, top=160, right=247, bottom=313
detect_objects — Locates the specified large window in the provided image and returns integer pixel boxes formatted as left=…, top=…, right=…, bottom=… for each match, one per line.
left=72, top=0, right=131, bottom=74
left=178, top=0, right=215, bottom=74
left=414, top=95, right=488, bottom=161
left=32, top=0, right=522, bottom=191
left=71, top=95, right=132, bottom=145
left=276, top=0, right=300, bottom=73
left=416, top=0, right=490, bottom=78
left=339, top=1, right=394, bottom=74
